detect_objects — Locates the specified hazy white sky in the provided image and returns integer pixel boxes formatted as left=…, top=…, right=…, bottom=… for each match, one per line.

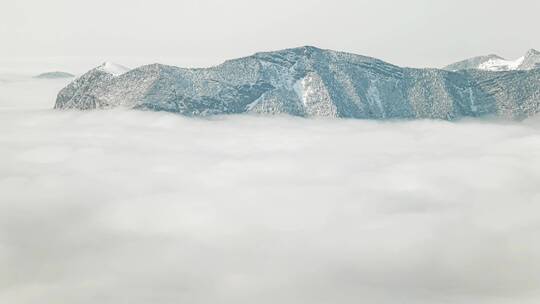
left=2, top=0, right=539, bottom=68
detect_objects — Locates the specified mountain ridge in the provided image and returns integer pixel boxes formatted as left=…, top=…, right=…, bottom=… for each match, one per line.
left=55, top=46, right=540, bottom=120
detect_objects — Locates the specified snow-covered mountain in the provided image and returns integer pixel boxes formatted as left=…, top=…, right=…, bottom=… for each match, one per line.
left=445, top=49, right=540, bottom=71
left=55, top=46, right=540, bottom=120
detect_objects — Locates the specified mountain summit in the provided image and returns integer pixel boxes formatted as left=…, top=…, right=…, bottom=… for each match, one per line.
left=96, top=62, right=130, bottom=76
left=55, top=46, right=540, bottom=120
left=444, top=49, right=540, bottom=71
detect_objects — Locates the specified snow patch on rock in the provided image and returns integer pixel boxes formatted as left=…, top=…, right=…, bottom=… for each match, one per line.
left=97, top=62, right=130, bottom=76
left=478, top=56, right=525, bottom=71
left=294, top=73, right=337, bottom=117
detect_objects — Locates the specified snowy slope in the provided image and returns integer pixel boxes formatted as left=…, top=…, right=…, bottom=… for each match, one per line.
left=478, top=56, right=525, bottom=71
left=97, top=62, right=131, bottom=76
left=445, top=49, right=540, bottom=71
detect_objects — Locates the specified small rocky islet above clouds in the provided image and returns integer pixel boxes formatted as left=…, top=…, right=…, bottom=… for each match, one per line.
left=34, top=71, right=75, bottom=79
left=55, top=46, right=540, bottom=120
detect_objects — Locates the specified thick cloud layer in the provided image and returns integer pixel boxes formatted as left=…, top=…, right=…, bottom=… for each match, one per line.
left=1, top=78, right=540, bottom=304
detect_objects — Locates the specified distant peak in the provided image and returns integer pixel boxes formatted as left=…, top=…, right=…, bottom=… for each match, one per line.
left=486, top=54, right=504, bottom=60
left=525, top=49, right=540, bottom=57
left=34, top=71, right=75, bottom=79
left=97, top=61, right=130, bottom=76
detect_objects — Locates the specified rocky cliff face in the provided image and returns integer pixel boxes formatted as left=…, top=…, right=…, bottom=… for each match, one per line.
left=55, top=46, right=540, bottom=120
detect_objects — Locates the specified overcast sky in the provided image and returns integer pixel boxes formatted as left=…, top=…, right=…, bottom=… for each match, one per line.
left=1, top=0, right=540, bottom=68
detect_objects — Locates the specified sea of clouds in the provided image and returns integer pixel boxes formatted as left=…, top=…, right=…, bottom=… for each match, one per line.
left=1, top=74, right=540, bottom=304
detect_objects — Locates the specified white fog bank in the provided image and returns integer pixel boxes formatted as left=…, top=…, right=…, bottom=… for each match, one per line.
left=1, top=77, right=540, bottom=304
